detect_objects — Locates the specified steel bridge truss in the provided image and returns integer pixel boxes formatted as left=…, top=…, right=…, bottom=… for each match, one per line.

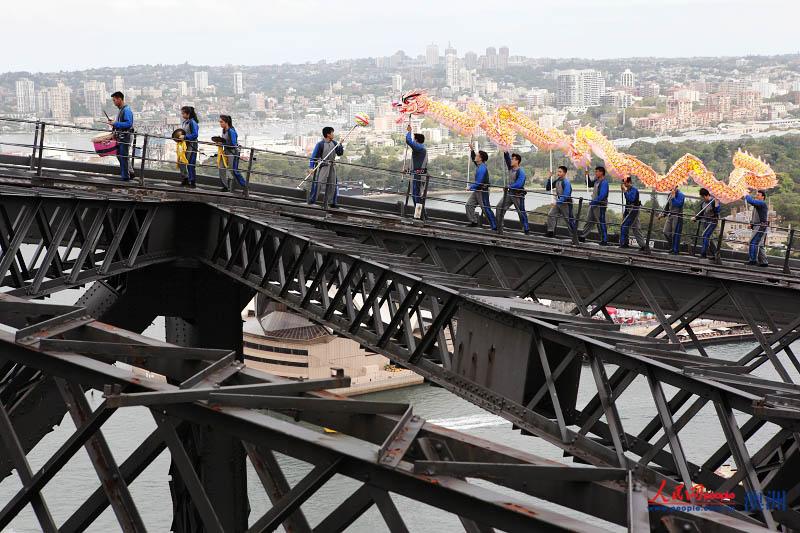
left=0, top=190, right=799, bottom=531
left=1, top=293, right=632, bottom=533
left=0, top=189, right=172, bottom=298
left=202, top=204, right=800, bottom=529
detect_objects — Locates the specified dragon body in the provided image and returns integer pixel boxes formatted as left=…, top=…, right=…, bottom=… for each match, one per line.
left=394, top=90, right=776, bottom=202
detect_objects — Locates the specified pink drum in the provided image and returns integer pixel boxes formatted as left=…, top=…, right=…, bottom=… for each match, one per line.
left=92, top=133, right=118, bottom=157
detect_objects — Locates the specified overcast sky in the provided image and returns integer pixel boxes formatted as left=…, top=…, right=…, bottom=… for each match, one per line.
left=3, top=0, right=798, bottom=73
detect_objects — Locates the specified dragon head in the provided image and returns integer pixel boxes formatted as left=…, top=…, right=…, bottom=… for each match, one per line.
left=393, top=89, right=429, bottom=122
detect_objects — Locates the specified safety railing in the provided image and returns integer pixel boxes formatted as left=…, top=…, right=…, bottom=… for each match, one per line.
left=0, top=116, right=795, bottom=273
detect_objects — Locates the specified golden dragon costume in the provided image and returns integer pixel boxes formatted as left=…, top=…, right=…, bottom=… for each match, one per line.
left=394, top=90, right=776, bottom=203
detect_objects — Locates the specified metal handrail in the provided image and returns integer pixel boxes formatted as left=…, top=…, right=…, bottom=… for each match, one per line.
left=0, top=115, right=794, bottom=268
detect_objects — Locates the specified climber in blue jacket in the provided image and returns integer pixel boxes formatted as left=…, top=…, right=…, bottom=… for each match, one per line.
left=405, top=124, right=428, bottom=206
left=496, top=151, right=529, bottom=233
left=108, top=91, right=134, bottom=181
left=465, top=143, right=497, bottom=231
left=578, top=166, right=609, bottom=244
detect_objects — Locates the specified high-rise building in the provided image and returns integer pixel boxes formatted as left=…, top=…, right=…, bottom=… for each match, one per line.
left=112, top=75, right=125, bottom=93
left=667, top=96, right=693, bottom=127
left=178, top=81, right=189, bottom=97
left=426, top=43, right=439, bottom=67
left=36, top=91, right=49, bottom=118
left=601, top=90, right=633, bottom=109
left=249, top=92, right=266, bottom=112
left=52, top=83, right=72, bottom=120
left=83, top=80, right=106, bottom=117
left=719, top=80, right=750, bottom=102
left=446, top=56, right=460, bottom=90
left=194, top=71, right=209, bottom=90
left=458, top=68, right=474, bottom=92
left=485, top=47, right=497, bottom=70
left=641, top=81, right=660, bottom=98
left=498, top=46, right=509, bottom=70
left=557, top=71, right=580, bottom=107
left=582, top=70, right=605, bottom=106
left=391, top=73, right=403, bottom=93
left=445, top=44, right=459, bottom=90
left=464, top=51, right=478, bottom=69
left=39, top=83, right=71, bottom=120
left=752, top=78, right=776, bottom=99
left=233, top=72, right=244, bottom=95
left=556, top=69, right=605, bottom=107
left=619, top=69, right=635, bottom=88
left=707, top=93, right=732, bottom=116
left=525, top=89, right=549, bottom=107
left=15, top=78, right=35, bottom=114
left=388, top=51, right=405, bottom=69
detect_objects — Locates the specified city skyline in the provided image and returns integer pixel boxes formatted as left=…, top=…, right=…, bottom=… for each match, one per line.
left=1, top=0, right=799, bottom=72
left=3, top=49, right=799, bottom=78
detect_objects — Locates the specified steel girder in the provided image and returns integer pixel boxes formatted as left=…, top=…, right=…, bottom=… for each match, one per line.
left=0, top=292, right=648, bottom=533
left=0, top=188, right=798, bottom=530
left=198, top=204, right=800, bottom=530
left=0, top=189, right=179, bottom=298
left=2, top=180, right=799, bottom=328
left=297, top=213, right=800, bottom=328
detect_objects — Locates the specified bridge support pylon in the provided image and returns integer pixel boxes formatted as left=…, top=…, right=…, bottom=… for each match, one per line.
left=79, top=264, right=253, bottom=532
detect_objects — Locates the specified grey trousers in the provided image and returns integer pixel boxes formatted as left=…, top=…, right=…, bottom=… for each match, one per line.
left=662, top=216, right=677, bottom=243
left=465, top=190, right=497, bottom=228
left=547, top=203, right=572, bottom=232
left=496, top=193, right=517, bottom=217
left=662, top=214, right=684, bottom=252
left=218, top=167, right=230, bottom=189
left=496, top=193, right=526, bottom=225
left=620, top=210, right=647, bottom=248
left=580, top=204, right=607, bottom=240
left=465, top=191, right=481, bottom=223
left=750, top=227, right=768, bottom=264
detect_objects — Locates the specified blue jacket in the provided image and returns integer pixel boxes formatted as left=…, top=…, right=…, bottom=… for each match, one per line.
left=503, top=152, right=526, bottom=190
left=745, top=195, right=768, bottom=226
left=183, top=118, right=199, bottom=141
left=589, top=178, right=609, bottom=206
left=672, top=190, right=685, bottom=209
left=226, top=127, right=238, bottom=146
left=558, top=178, right=572, bottom=205
left=545, top=175, right=572, bottom=205
left=309, top=139, right=344, bottom=169
left=405, top=132, right=427, bottom=171
left=624, top=186, right=640, bottom=212
left=469, top=150, right=489, bottom=191
left=112, top=105, right=133, bottom=131
left=745, top=195, right=767, bottom=208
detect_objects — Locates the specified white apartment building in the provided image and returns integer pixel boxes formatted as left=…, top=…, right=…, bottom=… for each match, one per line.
left=194, top=71, right=209, bottom=90
left=15, top=78, right=35, bottom=114
left=557, top=69, right=605, bottom=107
left=233, top=72, right=244, bottom=95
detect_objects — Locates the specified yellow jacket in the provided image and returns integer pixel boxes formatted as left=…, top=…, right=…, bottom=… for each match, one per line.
left=175, top=140, right=188, bottom=167
left=216, top=145, right=229, bottom=169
